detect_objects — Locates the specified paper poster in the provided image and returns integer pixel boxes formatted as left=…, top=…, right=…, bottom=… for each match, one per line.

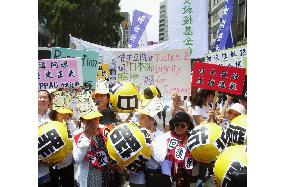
left=206, top=45, right=247, bottom=68
left=38, top=58, right=83, bottom=90
left=114, top=51, right=154, bottom=89
left=97, top=63, right=110, bottom=82
left=153, top=49, right=191, bottom=97
left=51, top=47, right=99, bottom=89
left=191, top=62, right=246, bottom=95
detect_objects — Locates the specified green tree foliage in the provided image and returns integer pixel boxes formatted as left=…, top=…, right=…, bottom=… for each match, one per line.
left=39, top=0, right=124, bottom=47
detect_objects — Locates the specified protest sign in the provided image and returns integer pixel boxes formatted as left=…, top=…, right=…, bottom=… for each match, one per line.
left=192, top=62, right=246, bottom=95
left=114, top=51, right=154, bottom=89
left=153, top=49, right=191, bottom=96
left=38, top=47, right=51, bottom=60
left=38, top=58, right=83, bottom=90
left=97, top=63, right=110, bottom=82
left=51, top=47, right=99, bottom=89
left=167, top=0, right=208, bottom=58
left=206, top=45, right=247, bottom=68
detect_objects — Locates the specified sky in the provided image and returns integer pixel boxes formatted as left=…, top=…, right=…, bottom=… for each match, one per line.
left=119, top=0, right=165, bottom=42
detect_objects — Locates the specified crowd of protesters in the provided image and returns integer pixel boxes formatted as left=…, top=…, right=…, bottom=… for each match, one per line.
left=38, top=80, right=247, bottom=187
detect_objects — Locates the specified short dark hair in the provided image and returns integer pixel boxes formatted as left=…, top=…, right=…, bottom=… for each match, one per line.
left=49, top=110, right=58, bottom=121
left=169, top=112, right=194, bottom=131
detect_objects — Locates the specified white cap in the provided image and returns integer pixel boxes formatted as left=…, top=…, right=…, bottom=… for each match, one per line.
left=229, top=103, right=246, bottom=115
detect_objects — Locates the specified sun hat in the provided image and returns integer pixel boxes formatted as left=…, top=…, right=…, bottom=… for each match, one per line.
left=52, top=91, right=73, bottom=114
left=76, top=90, right=103, bottom=120
left=229, top=103, right=246, bottom=115
left=136, top=97, right=164, bottom=118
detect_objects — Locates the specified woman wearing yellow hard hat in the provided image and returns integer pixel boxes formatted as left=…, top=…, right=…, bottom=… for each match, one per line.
left=73, top=90, right=112, bottom=187
left=47, top=90, right=76, bottom=187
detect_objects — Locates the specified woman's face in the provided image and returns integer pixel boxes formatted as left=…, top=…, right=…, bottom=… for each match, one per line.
left=206, top=93, right=215, bottom=103
left=82, top=117, right=100, bottom=127
left=139, top=114, right=155, bottom=130
left=38, top=91, right=50, bottom=111
left=174, top=122, right=189, bottom=136
left=227, top=109, right=241, bottom=122
left=56, top=112, right=70, bottom=122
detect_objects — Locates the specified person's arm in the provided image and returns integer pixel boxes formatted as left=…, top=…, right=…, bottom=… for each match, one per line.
left=193, top=115, right=205, bottom=125
left=72, top=133, right=90, bottom=163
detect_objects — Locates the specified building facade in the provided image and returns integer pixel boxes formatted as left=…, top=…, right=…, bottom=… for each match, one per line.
left=208, top=0, right=247, bottom=50
left=159, top=0, right=168, bottom=42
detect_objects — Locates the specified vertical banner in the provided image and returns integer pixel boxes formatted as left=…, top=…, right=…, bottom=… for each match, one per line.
left=128, top=10, right=152, bottom=48
left=38, top=58, right=83, bottom=90
left=115, top=51, right=154, bottom=89
left=206, top=45, right=247, bottom=68
left=153, top=49, right=191, bottom=97
left=51, top=47, right=99, bottom=89
left=192, top=62, right=246, bottom=95
left=96, top=63, right=110, bottom=82
left=167, top=0, right=208, bottom=58
left=213, top=0, right=234, bottom=51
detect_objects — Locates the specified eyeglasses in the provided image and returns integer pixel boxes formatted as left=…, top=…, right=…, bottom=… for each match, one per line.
left=174, top=122, right=187, bottom=129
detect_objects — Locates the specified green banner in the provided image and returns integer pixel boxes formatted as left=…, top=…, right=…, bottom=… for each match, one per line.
left=51, top=47, right=99, bottom=89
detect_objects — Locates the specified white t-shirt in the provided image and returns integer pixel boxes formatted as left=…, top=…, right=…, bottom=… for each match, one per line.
left=192, top=105, right=211, bottom=126
left=38, top=112, right=50, bottom=126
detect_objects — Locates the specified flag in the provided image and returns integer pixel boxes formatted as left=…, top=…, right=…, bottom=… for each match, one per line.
left=128, top=10, right=152, bottom=48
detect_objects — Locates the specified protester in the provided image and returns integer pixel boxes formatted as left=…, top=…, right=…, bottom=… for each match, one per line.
left=191, top=89, right=216, bottom=126
left=38, top=90, right=52, bottom=187
left=128, top=96, right=164, bottom=187
left=136, top=85, right=172, bottom=132
left=92, top=79, right=117, bottom=126
left=73, top=90, right=111, bottom=187
left=190, top=89, right=216, bottom=187
left=92, top=80, right=124, bottom=187
left=47, top=91, right=76, bottom=187
left=152, top=112, right=195, bottom=187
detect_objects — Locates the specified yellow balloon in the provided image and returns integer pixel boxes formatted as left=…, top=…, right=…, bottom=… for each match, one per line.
left=227, top=114, right=247, bottom=145
left=38, top=121, right=72, bottom=163
left=214, top=145, right=247, bottom=187
left=109, top=82, right=139, bottom=113
left=106, top=122, right=152, bottom=169
left=187, top=122, right=225, bottom=163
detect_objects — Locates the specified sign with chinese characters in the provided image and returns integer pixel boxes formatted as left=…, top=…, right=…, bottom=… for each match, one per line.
left=187, top=123, right=224, bottom=163
left=192, top=62, right=246, bottom=95
left=213, top=0, right=235, bottom=51
left=128, top=10, right=152, bottom=48
left=38, top=121, right=73, bottom=163
left=38, top=58, right=83, bottom=90
left=115, top=51, right=154, bottom=89
left=167, top=0, right=208, bottom=58
left=214, top=145, right=247, bottom=187
left=206, top=45, right=247, bottom=68
left=51, top=47, right=99, bottom=89
left=153, top=49, right=191, bottom=96
left=106, top=123, right=152, bottom=169
left=96, top=63, right=110, bottom=82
